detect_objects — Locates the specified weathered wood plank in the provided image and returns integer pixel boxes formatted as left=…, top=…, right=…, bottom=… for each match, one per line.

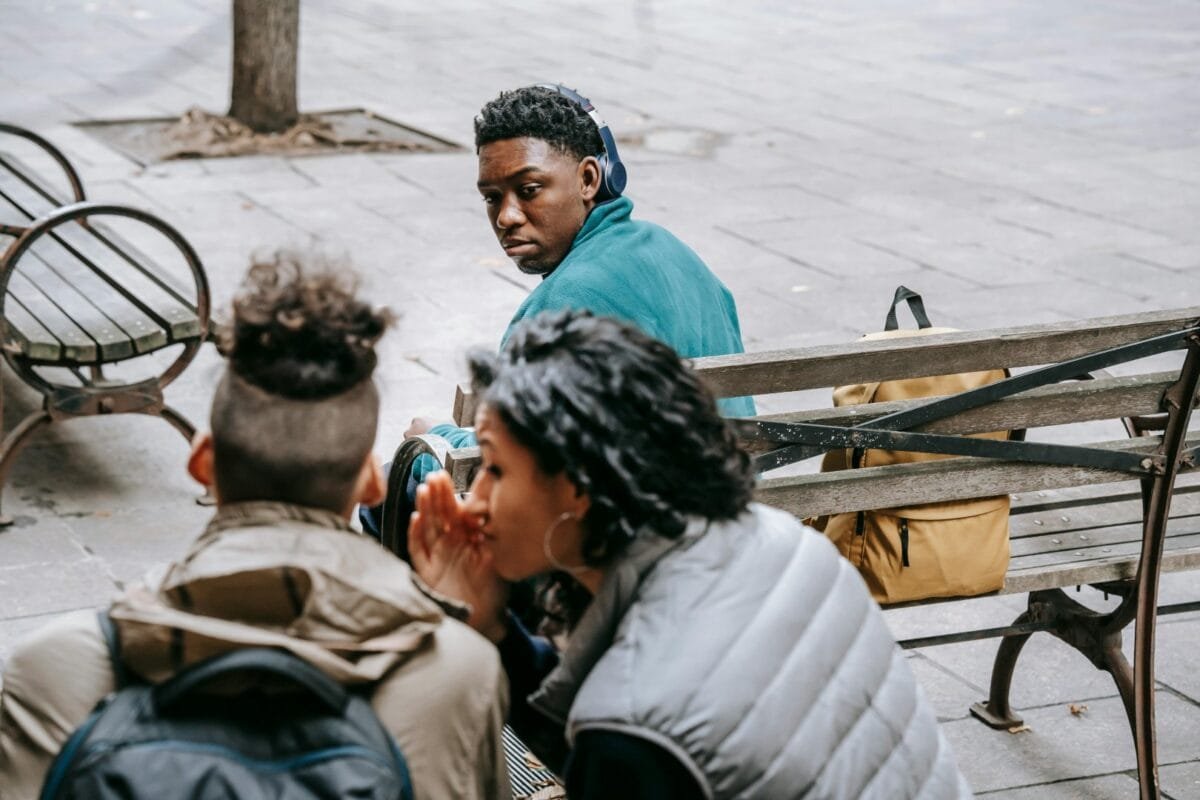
left=692, top=307, right=1200, bottom=397
left=15, top=244, right=141, bottom=360
left=1, top=291, right=62, bottom=361
left=450, top=310, right=1196, bottom=420
left=453, top=383, right=474, bottom=427
left=1011, top=514, right=1200, bottom=563
left=760, top=372, right=1174, bottom=434
left=1010, top=488, right=1200, bottom=540
left=446, top=446, right=480, bottom=493
left=754, top=433, right=1200, bottom=519
left=5, top=270, right=97, bottom=361
left=1002, top=535, right=1200, bottom=595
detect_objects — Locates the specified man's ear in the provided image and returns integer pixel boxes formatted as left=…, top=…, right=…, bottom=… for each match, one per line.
left=578, top=156, right=602, bottom=203
left=354, top=453, right=386, bottom=508
left=187, top=432, right=215, bottom=488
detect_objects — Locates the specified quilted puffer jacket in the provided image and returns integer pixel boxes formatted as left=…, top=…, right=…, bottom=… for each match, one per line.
left=529, top=503, right=972, bottom=799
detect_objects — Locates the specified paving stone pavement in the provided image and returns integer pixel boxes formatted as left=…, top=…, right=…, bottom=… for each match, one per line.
left=1, top=0, right=1199, bottom=795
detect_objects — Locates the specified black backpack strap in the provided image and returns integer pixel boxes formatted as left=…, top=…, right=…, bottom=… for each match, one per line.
left=96, top=610, right=133, bottom=689
left=884, top=285, right=932, bottom=331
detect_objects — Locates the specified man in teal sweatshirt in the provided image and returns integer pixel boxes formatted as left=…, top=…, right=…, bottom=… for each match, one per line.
left=362, top=86, right=751, bottom=539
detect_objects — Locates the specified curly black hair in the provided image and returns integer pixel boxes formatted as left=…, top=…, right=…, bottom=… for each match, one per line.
left=474, top=86, right=605, bottom=161
left=469, top=310, right=754, bottom=570
left=219, top=250, right=393, bottom=399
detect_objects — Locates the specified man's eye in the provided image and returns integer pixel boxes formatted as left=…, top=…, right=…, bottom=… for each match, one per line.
left=481, top=194, right=499, bottom=206
left=518, top=184, right=540, bottom=198
left=486, top=464, right=501, bottom=477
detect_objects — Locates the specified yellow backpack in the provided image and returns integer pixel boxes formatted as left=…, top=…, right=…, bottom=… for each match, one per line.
left=811, top=288, right=1012, bottom=604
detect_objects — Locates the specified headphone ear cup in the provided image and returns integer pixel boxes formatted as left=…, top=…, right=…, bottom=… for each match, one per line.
left=593, top=153, right=625, bottom=202
left=594, top=153, right=613, bottom=202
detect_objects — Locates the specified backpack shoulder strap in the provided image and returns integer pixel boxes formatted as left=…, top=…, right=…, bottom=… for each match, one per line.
left=95, top=611, right=133, bottom=689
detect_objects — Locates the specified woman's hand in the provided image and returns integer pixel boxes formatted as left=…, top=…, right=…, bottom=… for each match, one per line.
left=408, top=471, right=509, bottom=642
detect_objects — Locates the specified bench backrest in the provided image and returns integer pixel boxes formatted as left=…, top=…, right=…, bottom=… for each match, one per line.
left=445, top=308, right=1200, bottom=510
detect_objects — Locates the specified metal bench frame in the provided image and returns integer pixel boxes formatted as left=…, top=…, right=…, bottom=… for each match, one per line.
left=0, top=123, right=210, bottom=522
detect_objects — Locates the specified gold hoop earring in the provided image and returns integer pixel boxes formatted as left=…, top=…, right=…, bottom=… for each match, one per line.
left=543, top=511, right=587, bottom=575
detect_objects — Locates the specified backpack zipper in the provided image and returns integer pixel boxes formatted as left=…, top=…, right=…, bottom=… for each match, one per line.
left=899, top=518, right=910, bottom=568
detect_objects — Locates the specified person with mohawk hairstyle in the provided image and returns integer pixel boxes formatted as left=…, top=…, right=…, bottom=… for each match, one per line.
left=0, top=252, right=510, bottom=800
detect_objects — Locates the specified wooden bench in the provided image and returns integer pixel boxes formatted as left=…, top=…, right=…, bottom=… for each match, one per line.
left=0, top=122, right=211, bottom=522
left=396, top=305, right=1199, bottom=799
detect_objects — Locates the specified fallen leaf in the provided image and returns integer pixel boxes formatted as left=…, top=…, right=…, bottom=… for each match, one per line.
left=1007, top=724, right=1031, bottom=734
left=1069, top=703, right=1088, bottom=716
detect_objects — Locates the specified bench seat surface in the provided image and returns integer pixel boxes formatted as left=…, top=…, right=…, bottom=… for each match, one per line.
left=0, top=154, right=201, bottom=364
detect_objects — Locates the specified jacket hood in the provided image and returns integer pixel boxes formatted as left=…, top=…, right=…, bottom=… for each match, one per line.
left=109, top=502, right=444, bottom=684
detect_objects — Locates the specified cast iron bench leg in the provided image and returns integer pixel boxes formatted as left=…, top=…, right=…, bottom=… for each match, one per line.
left=970, top=615, right=1032, bottom=729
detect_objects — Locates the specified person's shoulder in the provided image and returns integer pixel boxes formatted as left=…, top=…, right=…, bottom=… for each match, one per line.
left=1, top=609, right=115, bottom=796
left=5, top=609, right=109, bottom=686
left=369, top=617, right=508, bottom=800
left=373, top=615, right=504, bottom=713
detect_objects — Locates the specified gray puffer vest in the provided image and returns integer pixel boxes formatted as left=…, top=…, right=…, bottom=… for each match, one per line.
left=529, top=503, right=971, bottom=799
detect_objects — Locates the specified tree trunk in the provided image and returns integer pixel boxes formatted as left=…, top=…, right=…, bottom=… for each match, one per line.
left=228, top=0, right=299, bottom=133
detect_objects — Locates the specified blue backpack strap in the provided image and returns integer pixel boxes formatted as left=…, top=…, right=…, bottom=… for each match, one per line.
left=95, top=610, right=132, bottom=689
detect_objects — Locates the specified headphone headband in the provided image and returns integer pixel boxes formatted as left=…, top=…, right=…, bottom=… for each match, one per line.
left=537, top=83, right=627, bottom=201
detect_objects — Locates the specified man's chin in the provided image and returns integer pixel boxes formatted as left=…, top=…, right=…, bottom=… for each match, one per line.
left=514, top=257, right=556, bottom=276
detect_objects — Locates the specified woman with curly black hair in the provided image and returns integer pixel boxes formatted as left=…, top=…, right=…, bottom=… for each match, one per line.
left=410, top=309, right=970, bottom=800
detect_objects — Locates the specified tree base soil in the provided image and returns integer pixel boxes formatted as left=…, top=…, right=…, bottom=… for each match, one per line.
left=75, top=107, right=461, bottom=165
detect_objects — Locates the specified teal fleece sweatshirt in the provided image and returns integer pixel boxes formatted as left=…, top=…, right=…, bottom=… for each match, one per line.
left=501, top=196, right=753, bottom=405
left=411, top=197, right=754, bottom=482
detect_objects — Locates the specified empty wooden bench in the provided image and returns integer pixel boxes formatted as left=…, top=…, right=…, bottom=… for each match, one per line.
left=411, top=306, right=1199, bottom=799
left=0, top=122, right=210, bottom=522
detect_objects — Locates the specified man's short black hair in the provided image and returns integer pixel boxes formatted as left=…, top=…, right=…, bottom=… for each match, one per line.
left=474, top=86, right=605, bottom=161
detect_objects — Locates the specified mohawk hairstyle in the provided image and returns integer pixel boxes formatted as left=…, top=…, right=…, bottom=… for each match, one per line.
left=218, top=251, right=393, bottom=400
left=210, top=251, right=394, bottom=512
left=474, top=86, right=605, bottom=161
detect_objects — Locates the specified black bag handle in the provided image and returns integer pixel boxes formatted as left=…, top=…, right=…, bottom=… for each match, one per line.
left=153, top=648, right=348, bottom=716
left=884, top=285, right=932, bottom=331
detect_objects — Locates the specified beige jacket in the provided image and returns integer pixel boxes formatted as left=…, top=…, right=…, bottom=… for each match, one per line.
left=0, top=502, right=509, bottom=800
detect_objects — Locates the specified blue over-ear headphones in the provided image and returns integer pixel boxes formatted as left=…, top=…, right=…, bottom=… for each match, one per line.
left=539, top=84, right=628, bottom=202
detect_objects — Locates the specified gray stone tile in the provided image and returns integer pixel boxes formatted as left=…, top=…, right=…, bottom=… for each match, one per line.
left=909, top=651, right=988, bottom=722
left=944, top=691, right=1199, bottom=793
left=919, top=622, right=1132, bottom=712
left=1162, top=761, right=1200, bottom=800
left=0, top=558, right=118, bottom=619
left=976, top=773, right=1139, bottom=799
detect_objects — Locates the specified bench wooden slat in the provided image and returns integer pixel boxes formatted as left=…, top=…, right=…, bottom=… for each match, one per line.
left=693, top=307, right=1200, bottom=397
left=761, top=372, right=1173, bottom=435
left=1003, top=534, right=1200, bottom=594
left=1, top=291, right=64, bottom=361
left=14, top=246, right=145, bottom=360
left=0, top=157, right=201, bottom=347
left=5, top=270, right=97, bottom=361
left=1010, top=487, right=1200, bottom=540
left=754, top=433, right=1200, bottom=519
left=1009, top=515, right=1200, bottom=570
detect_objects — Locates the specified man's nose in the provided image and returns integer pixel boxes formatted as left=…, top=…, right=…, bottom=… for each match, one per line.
left=495, top=194, right=525, bottom=230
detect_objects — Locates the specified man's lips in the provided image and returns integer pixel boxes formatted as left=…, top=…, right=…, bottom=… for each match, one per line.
left=502, top=239, right=536, bottom=257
